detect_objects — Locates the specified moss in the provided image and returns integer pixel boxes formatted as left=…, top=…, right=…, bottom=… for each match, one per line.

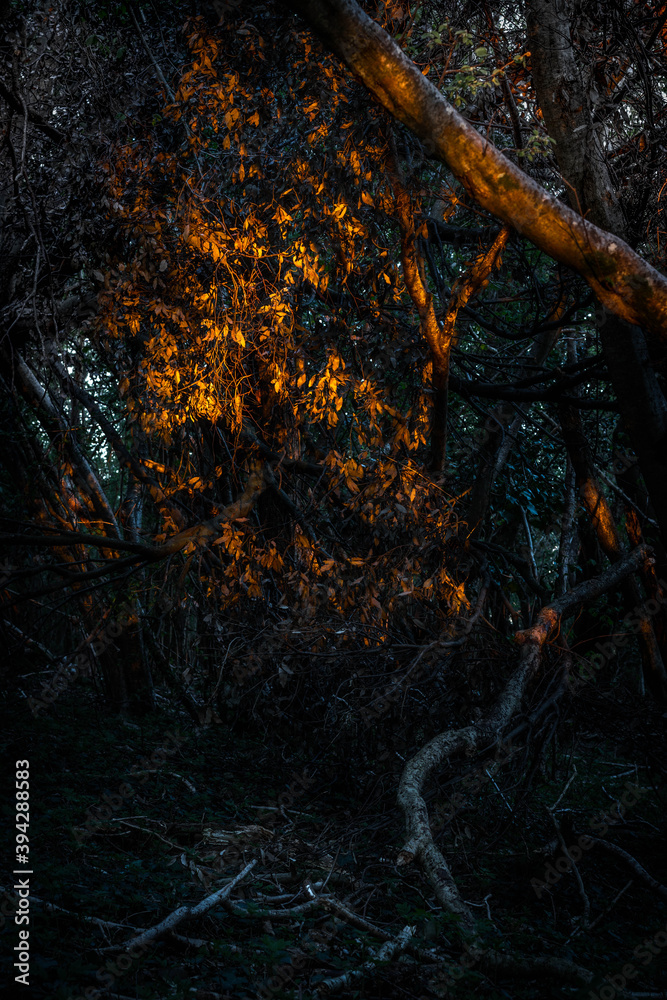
left=495, top=172, right=518, bottom=192
left=585, top=249, right=620, bottom=287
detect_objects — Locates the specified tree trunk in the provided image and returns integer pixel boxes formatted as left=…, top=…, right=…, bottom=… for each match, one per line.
left=558, top=399, right=667, bottom=701
left=527, top=0, right=667, bottom=558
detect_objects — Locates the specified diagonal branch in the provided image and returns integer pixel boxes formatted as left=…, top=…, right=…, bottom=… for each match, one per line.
left=282, top=0, right=667, bottom=340
left=118, top=860, right=256, bottom=952
left=391, top=162, right=509, bottom=472
left=588, top=837, right=667, bottom=900
left=0, top=78, right=67, bottom=144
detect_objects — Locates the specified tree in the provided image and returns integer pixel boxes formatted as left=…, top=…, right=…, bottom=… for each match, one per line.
left=3, top=2, right=667, bottom=996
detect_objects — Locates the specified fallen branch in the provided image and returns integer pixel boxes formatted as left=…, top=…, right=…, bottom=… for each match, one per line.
left=223, top=896, right=329, bottom=919
left=0, top=888, right=209, bottom=949
left=396, top=544, right=649, bottom=963
left=224, top=887, right=440, bottom=967
left=320, top=895, right=393, bottom=942
left=587, top=838, right=667, bottom=900
left=119, top=860, right=256, bottom=952
left=318, top=924, right=415, bottom=994
left=565, top=879, right=634, bottom=946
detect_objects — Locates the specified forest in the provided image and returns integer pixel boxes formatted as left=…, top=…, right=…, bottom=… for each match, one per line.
left=1, top=0, right=667, bottom=997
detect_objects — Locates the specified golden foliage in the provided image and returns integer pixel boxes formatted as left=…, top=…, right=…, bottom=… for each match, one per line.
left=95, top=11, right=466, bottom=630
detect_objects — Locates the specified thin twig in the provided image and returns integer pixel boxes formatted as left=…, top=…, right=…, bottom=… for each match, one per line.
left=128, top=6, right=175, bottom=101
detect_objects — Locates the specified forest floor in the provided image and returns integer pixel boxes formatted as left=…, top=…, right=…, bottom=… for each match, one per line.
left=2, top=673, right=667, bottom=1000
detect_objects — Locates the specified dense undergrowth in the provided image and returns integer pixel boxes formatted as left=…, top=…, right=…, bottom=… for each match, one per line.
left=2, top=667, right=666, bottom=1000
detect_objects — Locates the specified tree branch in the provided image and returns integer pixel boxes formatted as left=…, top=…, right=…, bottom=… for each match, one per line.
left=282, top=0, right=667, bottom=340
left=397, top=544, right=650, bottom=931
left=0, top=78, right=67, bottom=144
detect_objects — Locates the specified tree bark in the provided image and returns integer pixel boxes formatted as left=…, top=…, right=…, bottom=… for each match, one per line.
left=526, top=0, right=667, bottom=554
left=282, top=0, right=667, bottom=340
left=558, top=400, right=667, bottom=701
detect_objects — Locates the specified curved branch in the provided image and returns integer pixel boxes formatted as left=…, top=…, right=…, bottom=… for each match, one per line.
left=397, top=544, right=650, bottom=932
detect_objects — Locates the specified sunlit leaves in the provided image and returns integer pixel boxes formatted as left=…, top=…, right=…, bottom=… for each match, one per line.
left=94, top=8, right=469, bottom=629
left=273, top=205, right=292, bottom=225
